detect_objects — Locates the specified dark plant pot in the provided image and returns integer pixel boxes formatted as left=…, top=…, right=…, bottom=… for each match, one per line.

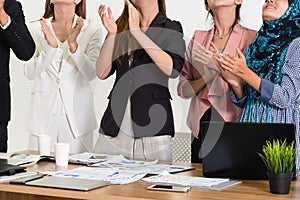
left=267, top=172, right=293, bottom=194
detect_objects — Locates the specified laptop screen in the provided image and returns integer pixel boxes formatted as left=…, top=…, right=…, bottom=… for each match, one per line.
left=200, top=122, right=296, bottom=179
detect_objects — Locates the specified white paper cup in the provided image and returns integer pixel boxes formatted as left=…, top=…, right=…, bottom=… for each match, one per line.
left=37, top=135, right=51, bottom=156
left=54, top=143, right=70, bottom=166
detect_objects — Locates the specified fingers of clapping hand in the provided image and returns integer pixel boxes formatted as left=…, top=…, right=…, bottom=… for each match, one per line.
left=40, top=18, right=57, bottom=48
left=236, top=48, right=245, bottom=59
left=124, top=0, right=133, bottom=8
left=196, top=44, right=212, bottom=55
left=125, top=0, right=135, bottom=14
left=210, top=42, right=219, bottom=54
left=107, top=6, right=114, bottom=19
left=0, top=0, right=4, bottom=10
left=40, top=18, right=49, bottom=33
left=98, top=5, right=106, bottom=19
left=194, top=44, right=209, bottom=58
left=75, top=17, right=83, bottom=30
left=99, top=5, right=114, bottom=21
left=98, top=4, right=117, bottom=35
left=194, top=44, right=215, bottom=65
left=125, top=0, right=140, bottom=24
left=217, top=53, right=234, bottom=72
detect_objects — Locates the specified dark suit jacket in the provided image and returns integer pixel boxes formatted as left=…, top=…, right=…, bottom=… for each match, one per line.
left=0, top=0, right=35, bottom=124
left=100, top=12, right=186, bottom=138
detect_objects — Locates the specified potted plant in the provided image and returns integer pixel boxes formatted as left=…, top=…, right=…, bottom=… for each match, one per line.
left=258, top=139, right=296, bottom=194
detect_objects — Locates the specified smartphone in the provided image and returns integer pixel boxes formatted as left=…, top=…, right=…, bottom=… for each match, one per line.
left=10, top=174, right=45, bottom=184
left=147, top=185, right=190, bottom=193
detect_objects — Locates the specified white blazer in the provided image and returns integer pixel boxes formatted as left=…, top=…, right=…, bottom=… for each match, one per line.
left=25, top=16, right=102, bottom=138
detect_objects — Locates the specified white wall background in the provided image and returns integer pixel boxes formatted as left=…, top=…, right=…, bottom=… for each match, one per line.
left=8, top=0, right=264, bottom=152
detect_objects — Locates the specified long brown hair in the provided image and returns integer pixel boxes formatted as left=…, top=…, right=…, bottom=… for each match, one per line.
left=114, top=0, right=166, bottom=64
left=43, top=0, right=86, bottom=19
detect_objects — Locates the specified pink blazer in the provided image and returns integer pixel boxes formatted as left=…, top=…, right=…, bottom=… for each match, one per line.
left=178, top=23, right=256, bottom=138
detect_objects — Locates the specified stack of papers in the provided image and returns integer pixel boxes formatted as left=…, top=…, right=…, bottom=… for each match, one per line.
left=42, top=155, right=194, bottom=185
left=91, top=155, right=194, bottom=175
left=141, top=171, right=241, bottom=190
left=47, top=167, right=147, bottom=185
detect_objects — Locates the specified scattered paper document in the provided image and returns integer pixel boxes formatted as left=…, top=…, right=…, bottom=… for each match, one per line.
left=68, top=152, right=115, bottom=165
left=129, top=164, right=194, bottom=175
left=90, top=155, right=194, bottom=175
left=48, top=166, right=147, bottom=184
left=141, top=171, right=241, bottom=190
left=91, top=155, right=158, bottom=168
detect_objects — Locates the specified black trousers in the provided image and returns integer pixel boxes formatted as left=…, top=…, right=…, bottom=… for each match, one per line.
left=0, top=123, right=8, bottom=152
left=191, top=107, right=224, bottom=163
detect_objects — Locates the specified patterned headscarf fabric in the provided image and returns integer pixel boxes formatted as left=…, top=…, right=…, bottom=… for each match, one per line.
left=241, top=0, right=300, bottom=122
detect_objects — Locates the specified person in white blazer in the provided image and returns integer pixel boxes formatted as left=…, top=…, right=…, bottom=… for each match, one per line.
left=24, top=0, right=102, bottom=153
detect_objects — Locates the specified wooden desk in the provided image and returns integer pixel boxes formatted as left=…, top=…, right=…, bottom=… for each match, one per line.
left=0, top=161, right=299, bottom=200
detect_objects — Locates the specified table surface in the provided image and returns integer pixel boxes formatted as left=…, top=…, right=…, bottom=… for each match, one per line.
left=1, top=157, right=300, bottom=200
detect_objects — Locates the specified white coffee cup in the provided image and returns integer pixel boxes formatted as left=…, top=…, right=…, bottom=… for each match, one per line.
left=54, top=143, right=70, bottom=166
left=37, top=135, right=51, bottom=156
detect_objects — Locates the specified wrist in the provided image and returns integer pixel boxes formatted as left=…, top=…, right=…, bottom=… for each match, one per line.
left=231, top=81, right=243, bottom=91
left=107, top=33, right=116, bottom=38
left=130, top=28, right=143, bottom=38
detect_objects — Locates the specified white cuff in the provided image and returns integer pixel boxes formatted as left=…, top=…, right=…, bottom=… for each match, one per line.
left=0, top=15, right=11, bottom=30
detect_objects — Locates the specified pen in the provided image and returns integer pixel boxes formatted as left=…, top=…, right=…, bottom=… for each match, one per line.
left=108, top=172, right=120, bottom=177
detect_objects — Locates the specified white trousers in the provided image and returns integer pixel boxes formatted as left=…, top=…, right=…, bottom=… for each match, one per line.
left=28, top=115, right=94, bottom=154
left=94, top=100, right=172, bottom=162
left=94, top=133, right=172, bottom=162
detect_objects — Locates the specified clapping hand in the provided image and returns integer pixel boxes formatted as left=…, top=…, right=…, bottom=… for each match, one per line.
left=98, top=4, right=117, bottom=36
left=217, top=48, right=248, bottom=79
left=216, top=50, right=244, bottom=89
left=68, top=17, right=83, bottom=53
left=40, top=18, right=58, bottom=48
left=194, top=42, right=220, bottom=74
left=124, top=0, right=141, bottom=35
left=0, top=0, right=5, bottom=12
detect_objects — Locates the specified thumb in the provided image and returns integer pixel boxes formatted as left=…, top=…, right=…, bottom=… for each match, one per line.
left=236, top=48, right=244, bottom=59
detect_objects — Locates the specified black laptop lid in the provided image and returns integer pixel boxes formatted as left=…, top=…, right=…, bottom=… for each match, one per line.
left=0, top=159, right=26, bottom=176
left=200, top=122, right=296, bottom=180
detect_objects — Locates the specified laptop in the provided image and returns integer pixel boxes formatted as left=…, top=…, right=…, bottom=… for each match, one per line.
left=0, top=159, right=26, bottom=176
left=200, top=121, right=296, bottom=180
left=26, top=176, right=110, bottom=191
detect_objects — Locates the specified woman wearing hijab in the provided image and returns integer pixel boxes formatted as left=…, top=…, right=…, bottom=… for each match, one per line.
left=218, top=0, right=300, bottom=173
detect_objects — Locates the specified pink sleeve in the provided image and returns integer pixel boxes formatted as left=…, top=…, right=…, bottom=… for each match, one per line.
left=177, top=37, right=195, bottom=99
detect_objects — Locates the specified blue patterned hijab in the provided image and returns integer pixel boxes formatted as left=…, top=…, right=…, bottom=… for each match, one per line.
left=242, top=0, right=300, bottom=122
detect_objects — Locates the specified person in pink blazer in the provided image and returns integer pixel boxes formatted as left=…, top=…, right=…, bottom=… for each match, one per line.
left=177, top=0, right=256, bottom=162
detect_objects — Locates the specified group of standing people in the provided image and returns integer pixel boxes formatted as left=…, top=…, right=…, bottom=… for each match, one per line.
left=1, top=0, right=300, bottom=172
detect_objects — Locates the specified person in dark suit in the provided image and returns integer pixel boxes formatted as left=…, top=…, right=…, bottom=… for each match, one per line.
left=0, top=0, right=35, bottom=152
left=94, top=0, right=185, bottom=161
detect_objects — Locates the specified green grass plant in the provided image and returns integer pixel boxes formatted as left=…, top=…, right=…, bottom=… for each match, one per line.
left=258, top=139, right=296, bottom=174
